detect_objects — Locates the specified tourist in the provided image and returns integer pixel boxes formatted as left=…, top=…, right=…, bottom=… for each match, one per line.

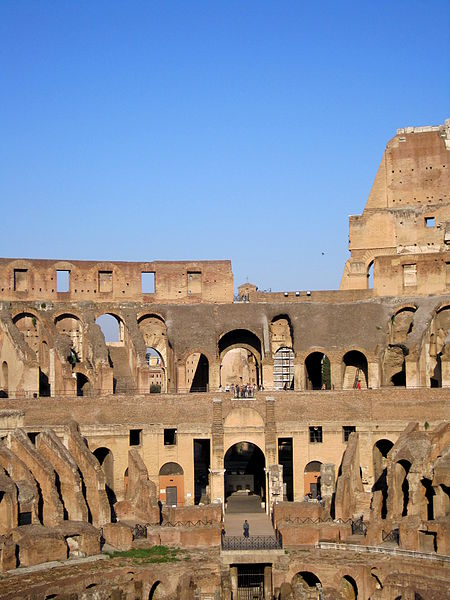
left=243, top=519, right=249, bottom=538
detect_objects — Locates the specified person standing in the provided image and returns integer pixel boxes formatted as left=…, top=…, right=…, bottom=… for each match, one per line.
left=243, top=519, right=249, bottom=538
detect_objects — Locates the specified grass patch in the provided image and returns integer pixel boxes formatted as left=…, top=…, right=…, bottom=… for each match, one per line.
left=106, top=545, right=180, bottom=564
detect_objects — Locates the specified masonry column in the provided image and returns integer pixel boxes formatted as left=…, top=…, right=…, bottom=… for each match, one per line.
left=264, top=565, right=272, bottom=600
left=230, top=566, right=238, bottom=599
left=330, top=357, right=341, bottom=390
left=209, top=398, right=225, bottom=505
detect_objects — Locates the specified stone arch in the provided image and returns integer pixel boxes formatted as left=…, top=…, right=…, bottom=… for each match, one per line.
left=159, top=463, right=184, bottom=507
left=428, top=305, right=450, bottom=387
left=367, top=260, right=374, bottom=289
left=1, top=361, right=8, bottom=397
left=394, top=459, right=411, bottom=517
left=338, top=574, right=358, bottom=599
left=93, top=447, right=114, bottom=491
left=342, top=350, right=368, bottom=389
left=148, top=581, right=163, bottom=599
left=372, top=439, right=394, bottom=519
left=291, top=571, right=322, bottom=597
left=270, top=314, right=293, bottom=353
left=76, top=372, right=91, bottom=397
left=138, top=314, right=170, bottom=392
left=390, top=306, right=416, bottom=343
left=95, top=313, right=124, bottom=344
left=224, top=441, right=266, bottom=502
left=219, top=329, right=262, bottom=388
left=55, top=313, right=83, bottom=361
left=13, top=312, right=41, bottom=355
left=304, top=461, right=322, bottom=498
left=305, top=352, right=331, bottom=390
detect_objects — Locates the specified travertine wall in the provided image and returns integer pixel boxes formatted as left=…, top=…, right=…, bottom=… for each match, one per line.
left=0, top=258, right=233, bottom=304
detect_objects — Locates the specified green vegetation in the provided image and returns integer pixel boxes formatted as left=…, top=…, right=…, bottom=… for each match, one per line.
left=150, top=383, right=161, bottom=393
left=106, top=545, right=180, bottom=564
left=322, top=355, right=331, bottom=390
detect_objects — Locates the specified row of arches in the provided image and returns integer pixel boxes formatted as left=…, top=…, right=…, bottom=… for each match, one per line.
left=7, top=303, right=450, bottom=396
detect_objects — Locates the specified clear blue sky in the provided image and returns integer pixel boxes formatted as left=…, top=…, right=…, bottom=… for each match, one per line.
left=1, top=1, right=449, bottom=292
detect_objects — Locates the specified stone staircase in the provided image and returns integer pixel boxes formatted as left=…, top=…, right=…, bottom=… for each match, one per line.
left=108, top=346, right=136, bottom=393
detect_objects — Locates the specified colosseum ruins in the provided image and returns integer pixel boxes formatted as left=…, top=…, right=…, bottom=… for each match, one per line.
left=0, top=121, right=449, bottom=599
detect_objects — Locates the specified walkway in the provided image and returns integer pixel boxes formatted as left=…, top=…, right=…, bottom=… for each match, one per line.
left=224, top=493, right=275, bottom=537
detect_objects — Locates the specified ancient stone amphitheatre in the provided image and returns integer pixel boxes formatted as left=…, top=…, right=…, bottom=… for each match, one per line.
left=0, top=121, right=449, bottom=598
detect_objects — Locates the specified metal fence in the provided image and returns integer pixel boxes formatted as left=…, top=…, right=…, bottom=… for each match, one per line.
left=221, top=533, right=282, bottom=551
left=316, top=541, right=450, bottom=562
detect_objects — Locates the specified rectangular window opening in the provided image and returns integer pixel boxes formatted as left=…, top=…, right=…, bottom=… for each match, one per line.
left=403, top=264, right=417, bottom=288
left=164, top=428, right=177, bottom=446
left=27, top=432, right=40, bottom=445
left=425, top=216, right=435, bottom=228
left=187, top=271, right=202, bottom=295
left=309, top=425, right=323, bottom=444
left=98, top=270, right=113, bottom=293
left=142, top=271, right=155, bottom=294
left=56, top=270, right=70, bottom=292
left=343, top=425, right=356, bottom=442
left=129, top=429, right=142, bottom=446
left=309, top=426, right=323, bottom=443
left=14, top=269, right=28, bottom=292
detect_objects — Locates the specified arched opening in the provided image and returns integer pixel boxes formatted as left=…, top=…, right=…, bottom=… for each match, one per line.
left=139, top=314, right=169, bottom=392
left=13, top=312, right=40, bottom=354
left=224, top=442, right=266, bottom=507
left=149, top=581, right=163, bottom=599
left=342, top=350, right=368, bottom=389
left=146, top=347, right=165, bottom=392
left=270, top=315, right=293, bottom=353
left=95, top=314, right=123, bottom=344
left=428, top=306, right=450, bottom=388
left=305, top=352, right=330, bottom=390
left=93, top=447, right=115, bottom=508
left=55, top=314, right=83, bottom=361
left=372, top=439, right=394, bottom=519
left=367, top=261, right=374, bottom=289
left=273, top=347, right=294, bottom=390
left=292, top=571, right=322, bottom=597
left=124, top=468, right=129, bottom=496
left=219, top=329, right=262, bottom=388
left=185, top=353, right=209, bottom=392
left=391, top=307, right=416, bottom=343
left=421, top=478, right=435, bottom=521
left=339, top=575, right=358, bottom=599
left=76, top=373, right=91, bottom=397
left=304, top=461, right=322, bottom=498
left=221, top=348, right=260, bottom=388
left=1, top=362, right=8, bottom=398
left=159, top=462, right=184, bottom=507
left=394, top=460, right=411, bottom=517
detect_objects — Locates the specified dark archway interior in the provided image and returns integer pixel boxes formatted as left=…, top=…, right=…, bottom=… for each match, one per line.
left=373, top=439, right=394, bottom=519
left=219, top=329, right=262, bottom=356
left=190, top=353, right=209, bottom=392
left=305, top=352, right=330, bottom=390
left=343, top=350, right=368, bottom=387
left=224, top=442, right=265, bottom=501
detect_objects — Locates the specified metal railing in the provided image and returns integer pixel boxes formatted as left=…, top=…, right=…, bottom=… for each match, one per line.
left=382, top=528, right=400, bottom=545
left=315, top=541, right=450, bottom=562
left=351, top=516, right=367, bottom=537
left=221, top=532, right=282, bottom=551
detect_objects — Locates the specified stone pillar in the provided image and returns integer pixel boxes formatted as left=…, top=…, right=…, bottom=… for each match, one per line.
left=262, top=361, right=274, bottom=391
left=330, top=359, right=341, bottom=390
left=209, top=359, right=221, bottom=391
left=368, top=361, right=379, bottom=389
left=320, top=463, right=335, bottom=517
left=264, top=397, right=277, bottom=466
left=294, top=360, right=304, bottom=390
left=210, top=399, right=224, bottom=505
left=230, top=566, right=238, bottom=599
left=267, top=464, right=283, bottom=515
left=264, top=565, right=272, bottom=600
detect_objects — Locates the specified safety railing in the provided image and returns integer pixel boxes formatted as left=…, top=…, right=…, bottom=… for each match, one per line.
left=315, top=542, right=450, bottom=562
left=221, top=532, right=282, bottom=551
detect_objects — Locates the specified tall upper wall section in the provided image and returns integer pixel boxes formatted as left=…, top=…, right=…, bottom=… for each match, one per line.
left=341, top=120, right=450, bottom=291
left=0, top=259, right=233, bottom=304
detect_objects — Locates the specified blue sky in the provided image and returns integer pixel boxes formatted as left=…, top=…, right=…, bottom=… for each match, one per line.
left=1, top=1, right=449, bottom=292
